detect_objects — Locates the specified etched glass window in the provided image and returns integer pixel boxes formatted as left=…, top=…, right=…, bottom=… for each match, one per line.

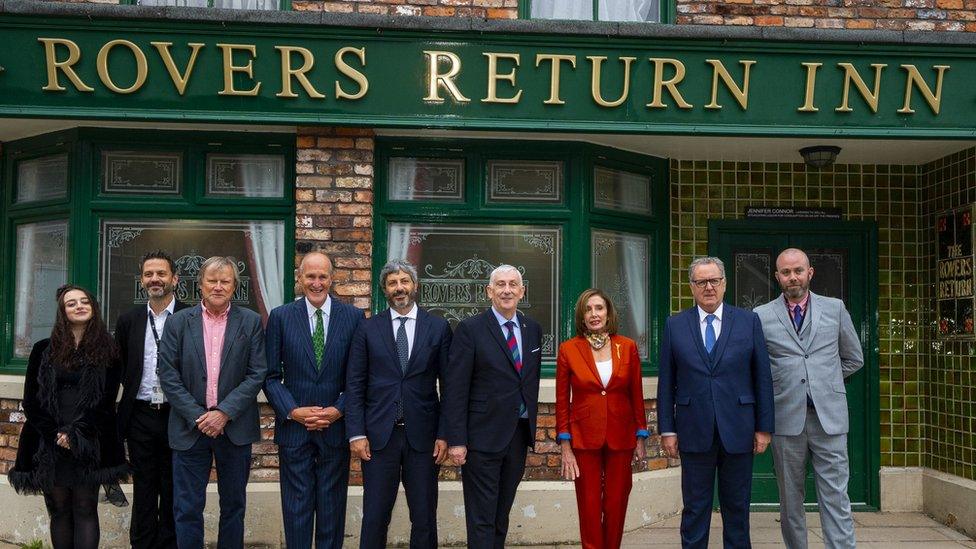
left=136, top=0, right=280, bottom=8
left=102, top=151, right=182, bottom=195
left=388, top=158, right=465, bottom=202
left=591, top=229, right=649, bottom=358
left=487, top=160, right=563, bottom=204
left=16, top=154, right=68, bottom=204
left=388, top=223, right=561, bottom=360
left=530, top=0, right=660, bottom=22
left=733, top=250, right=775, bottom=311
left=100, top=219, right=285, bottom=325
left=206, top=154, right=285, bottom=198
left=13, top=220, right=69, bottom=358
left=593, top=166, right=652, bottom=215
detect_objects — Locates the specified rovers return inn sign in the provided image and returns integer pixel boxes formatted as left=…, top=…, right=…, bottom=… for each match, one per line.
left=0, top=8, right=974, bottom=137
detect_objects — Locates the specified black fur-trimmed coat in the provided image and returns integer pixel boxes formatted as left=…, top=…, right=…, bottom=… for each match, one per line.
left=9, top=339, right=128, bottom=494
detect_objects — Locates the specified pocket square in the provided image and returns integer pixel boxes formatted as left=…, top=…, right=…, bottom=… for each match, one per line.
left=530, top=348, right=541, bottom=353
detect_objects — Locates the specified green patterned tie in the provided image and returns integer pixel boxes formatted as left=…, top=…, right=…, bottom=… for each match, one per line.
left=313, top=309, right=325, bottom=369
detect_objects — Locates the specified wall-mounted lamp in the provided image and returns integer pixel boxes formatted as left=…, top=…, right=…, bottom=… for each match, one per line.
left=799, top=145, right=841, bottom=169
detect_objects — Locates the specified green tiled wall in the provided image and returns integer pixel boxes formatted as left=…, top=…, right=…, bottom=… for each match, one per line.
left=670, top=159, right=926, bottom=469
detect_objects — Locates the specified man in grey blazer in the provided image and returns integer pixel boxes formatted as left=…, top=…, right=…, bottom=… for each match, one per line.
left=157, top=256, right=268, bottom=549
left=754, top=248, right=863, bottom=549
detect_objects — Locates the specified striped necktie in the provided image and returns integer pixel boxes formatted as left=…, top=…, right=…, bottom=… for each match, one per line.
left=504, top=320, right=522, bottom=374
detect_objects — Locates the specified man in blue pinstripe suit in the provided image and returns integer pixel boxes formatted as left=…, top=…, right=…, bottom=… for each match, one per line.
left=264, top=251, right=365, bottom=549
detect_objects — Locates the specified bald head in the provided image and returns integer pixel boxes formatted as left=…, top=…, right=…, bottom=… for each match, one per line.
left=299, top=252, right=333, bottom=308
left=776, top=248, right=810, bottom=270
left=775, top=248, right=814, bottom=301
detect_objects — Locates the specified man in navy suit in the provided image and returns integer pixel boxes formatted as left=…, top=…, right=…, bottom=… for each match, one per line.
left=657, top=256, right=775, bottom=549
left=443, top=264, right=543, bottom=549
left=345, top=259, right=453, bottom=549
left=264, top=251, right=365, bottom=549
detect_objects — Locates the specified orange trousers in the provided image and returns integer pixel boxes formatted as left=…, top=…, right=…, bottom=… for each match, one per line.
left=573, top=445, right=634, bottom=549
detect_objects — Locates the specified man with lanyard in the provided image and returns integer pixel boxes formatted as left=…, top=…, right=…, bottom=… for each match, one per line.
left=115, top=250, right=189, bottom=549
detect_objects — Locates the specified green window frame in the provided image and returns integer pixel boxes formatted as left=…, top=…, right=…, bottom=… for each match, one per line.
left=119, top=0, right=292, bottom=9
left=519, top=0, right=675, bottom=25
left=373, top=138, right=669, bottom=377
left=1, top=128, right=296, bottom=374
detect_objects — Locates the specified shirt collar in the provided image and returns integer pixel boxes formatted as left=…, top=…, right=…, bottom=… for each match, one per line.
left=697, top=303, right=724, bottom=323
left=491, top=306, right=518, bottom=327
left=306, top=295, right=332, bottom=318
left=391, top=303, right=418, bottom=321
left=784, top=292, right=810, bottom=311
left=147, top=296, right=177, bottom=317
left=201, top=302, right=230, bottom=320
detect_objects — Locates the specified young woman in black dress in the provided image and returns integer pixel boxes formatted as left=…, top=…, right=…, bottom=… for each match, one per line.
left=9, top=284, right=128, bottom=549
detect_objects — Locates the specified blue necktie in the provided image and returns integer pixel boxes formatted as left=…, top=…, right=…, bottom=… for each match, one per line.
left=793, top=304, right=804, bottom=333
left=394, top=317, right=409, bottom=423
left=704, top=314, right=716, bottom=354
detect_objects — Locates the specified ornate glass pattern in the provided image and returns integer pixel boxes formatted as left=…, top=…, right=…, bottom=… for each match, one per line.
left=102, top=151, right=182, bottom=195
left=388, top=158, right=464, bottom=202
left=14, top=220, right=69, bottom=358
left=99, top=219, right=285, bottom=325
left=487, top=160, right=563, bottom=204
left=388, top=223, right=561, bottom=360
left=591, top=229, right=650, bottom=359
left=733, top=250, right=775, bottom=310
left=16, top=154, right=68, bottom=204
left=593, top=166, right=652, bottom=215
left=206, top=154, right=285, bottom=198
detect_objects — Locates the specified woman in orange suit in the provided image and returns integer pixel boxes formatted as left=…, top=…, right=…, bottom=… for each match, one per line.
left=556, top=288, right=648, bottom=549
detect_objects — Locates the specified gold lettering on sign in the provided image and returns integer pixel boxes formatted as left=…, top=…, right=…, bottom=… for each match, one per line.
left=647, top=58, right=692, bottom=109
left=836, top=62, right=886, bottom=113
left=482, top=52, right=522, bottom=104
left=704, top=59, right=755, bottom=110
left=335, top=46, right=369, bottom=100
left=151, top=42, right=204, bottom=96
left=587, top=56, right=635, bottom=108
left=898, top=64, right=949, bottom=115
left=423, top=50, right=470, bottom=103
left=38, top=38, right=94, bottom=92
left=275, top=46, right=325, bottom=99
left=797, top=62, right=822, bottom=112
left=96, top=39, right=148, bottom=94
left=217, top=43, right=261, bottom=97
left=535, top=54, right=577, bottom=105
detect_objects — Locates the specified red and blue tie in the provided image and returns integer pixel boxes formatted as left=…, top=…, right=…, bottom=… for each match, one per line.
left=504, top=320, right=522, bottom=374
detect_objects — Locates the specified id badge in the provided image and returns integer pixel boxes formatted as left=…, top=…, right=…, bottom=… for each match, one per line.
left=151, top=385, right=165, bottom=405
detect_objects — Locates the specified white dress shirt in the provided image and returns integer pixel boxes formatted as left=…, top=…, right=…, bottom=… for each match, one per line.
left=391, top=304, right=419, bottom=359
left=595, top=358, right=613, bottom=388
left=138, top=297, right=176, bottom=402
left=697, top=303, right=724, bottom=346
left=306, top=295, right=332, bottom=344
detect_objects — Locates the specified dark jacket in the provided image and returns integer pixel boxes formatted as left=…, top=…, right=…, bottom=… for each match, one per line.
left=9, top=339, right=129, bottom=494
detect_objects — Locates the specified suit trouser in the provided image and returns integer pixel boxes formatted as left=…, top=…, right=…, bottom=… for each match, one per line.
left=127, top=401, right=176, bottom=549
left=360, top=425, right=439, bottom=549
left=772, top=406, right=855, bottom=549
left=679, top=429, right=754, bottom=549
left=172, top=434, right=252, bottom=549
left=461, top=419, right=530, bottom=549
left=278, top=435, right=350, bottom=549
left=573, top=445, right=634, bottom=549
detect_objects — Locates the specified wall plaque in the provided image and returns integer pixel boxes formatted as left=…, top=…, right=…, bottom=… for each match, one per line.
left=937, top=204, right=975, bottom=339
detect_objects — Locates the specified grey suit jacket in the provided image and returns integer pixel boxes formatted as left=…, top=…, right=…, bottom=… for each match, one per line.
left=754, top=292, right=863, bottom=436
left=157, top=304, right=268, bottom=451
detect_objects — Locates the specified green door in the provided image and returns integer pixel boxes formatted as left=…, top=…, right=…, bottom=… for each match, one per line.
left=709, top=219, right=880, bottom=510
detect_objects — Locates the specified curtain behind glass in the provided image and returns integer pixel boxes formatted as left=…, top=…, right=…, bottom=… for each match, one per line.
left=137, top=0, right=280, bottom=9
left=530, top=0, right=593, bottom=20
left=600, top=0, right=659, bottom=21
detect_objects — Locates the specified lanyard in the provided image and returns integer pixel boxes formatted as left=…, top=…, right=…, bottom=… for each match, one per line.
left=149, top=311, right=167, bottom=347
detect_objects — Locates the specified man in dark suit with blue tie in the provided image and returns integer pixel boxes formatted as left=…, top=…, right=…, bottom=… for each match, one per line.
left=657, top=256, right=775, bottom=549
left=263, top=251, right=365, bottom=549
left=443, top=264, right=543, bottom=549
left=345, top=259, right=453, bottom=549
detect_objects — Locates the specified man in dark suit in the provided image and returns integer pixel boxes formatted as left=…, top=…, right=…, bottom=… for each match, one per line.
left=156, top=256, right=268, bottom=549
left=657, top=256, right=775, bottom=549
left=115, top=250, right=189, bottom=549
left=345, top=259, right=452, bottom=549
left=263, top=251, right=365, bottom=549
left=443, top=264, right=543, bottom=549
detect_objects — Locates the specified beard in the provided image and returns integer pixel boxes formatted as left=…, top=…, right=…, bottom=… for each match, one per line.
left=146, top=281, right=176, bottom=298
left=386, top=289, right=417, bottom=310
left=782, top=283, right=808, bottom=299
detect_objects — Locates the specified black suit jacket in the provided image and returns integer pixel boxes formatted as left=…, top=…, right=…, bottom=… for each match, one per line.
left=115, top=299, right=190, bottom=436
left=443, top=309, right=542, bottom=453
left=345, top=307, right=453, bottom=452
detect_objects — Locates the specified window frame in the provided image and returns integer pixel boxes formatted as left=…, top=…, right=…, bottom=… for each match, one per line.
left=519, top=0, right=675, bottom=24
left=119, top=0, right=292, bottom=9
left=0, top=128, right=296, bottom=374
left=374, top=138, right=669, bottom=377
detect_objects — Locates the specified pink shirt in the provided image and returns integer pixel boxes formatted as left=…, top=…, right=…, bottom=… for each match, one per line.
left=784, top=292, right=810, bottom=316
left=202, top=303, right=230, bottom=409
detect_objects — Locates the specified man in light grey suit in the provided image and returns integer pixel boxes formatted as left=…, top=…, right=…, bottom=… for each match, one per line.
left=157, top=256, right=268, bottom=549
left=754, top=248, right=863, bottom=549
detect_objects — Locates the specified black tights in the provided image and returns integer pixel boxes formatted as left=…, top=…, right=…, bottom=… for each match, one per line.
left=43, top=484, right=100, bottom=549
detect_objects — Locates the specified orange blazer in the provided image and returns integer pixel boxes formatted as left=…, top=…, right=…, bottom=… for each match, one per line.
left=555, top=335, right=648, bottom=451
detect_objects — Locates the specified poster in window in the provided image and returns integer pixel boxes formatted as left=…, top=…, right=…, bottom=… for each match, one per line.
left=937, top=205, right=975, bottom=339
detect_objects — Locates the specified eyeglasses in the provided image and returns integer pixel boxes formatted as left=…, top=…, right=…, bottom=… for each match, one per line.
left=691, top=277, right=724, bottom=289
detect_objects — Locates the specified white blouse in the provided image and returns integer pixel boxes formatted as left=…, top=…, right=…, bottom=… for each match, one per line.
left=596, top=358, right=613, bottom=387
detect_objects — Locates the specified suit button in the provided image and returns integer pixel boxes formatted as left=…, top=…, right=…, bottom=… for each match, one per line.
left=801, top=379, right=806, bottom=384
left=804, top=354, right=809, bottom=358
left=601, top=391, right=607, bottom=396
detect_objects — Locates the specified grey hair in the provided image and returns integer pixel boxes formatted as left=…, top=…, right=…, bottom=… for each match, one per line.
left=380, top=259, right=418, bottom=287
left=198, top=256, right=240, bottom=287
left=688, top=256, right=726, bottom=283
left=489, top=264, right=522, bottom=285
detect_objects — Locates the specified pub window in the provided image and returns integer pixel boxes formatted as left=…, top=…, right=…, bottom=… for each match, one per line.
left=1, top=129, right=295, bottom=373
left=129, top=0, right=287, bottom=9
left=375, top=139, right=668, bottom=375
left=527, top=0, right=662, bottom=23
